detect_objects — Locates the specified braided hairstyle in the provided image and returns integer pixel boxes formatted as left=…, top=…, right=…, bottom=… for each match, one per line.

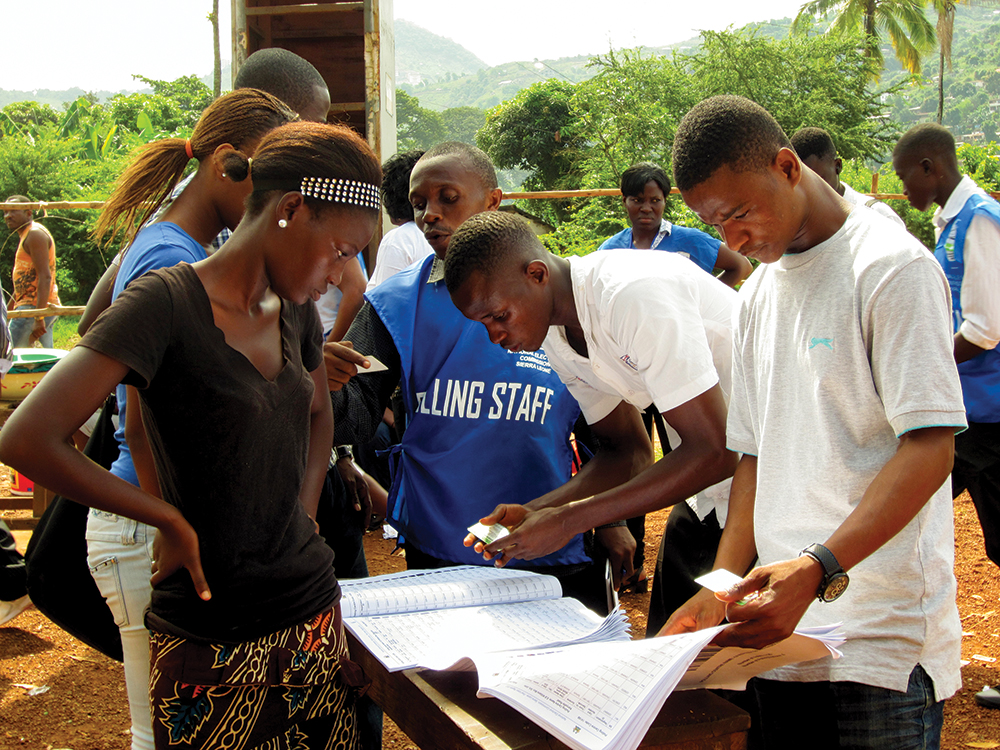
left=246, top=121, right=382, bottom=220
left=94, top=88, right=296, bottom=249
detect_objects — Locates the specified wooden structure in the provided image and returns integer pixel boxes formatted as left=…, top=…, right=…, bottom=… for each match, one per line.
left=231, top=0, right=397, bottom=264
left=347, top=631, right=751, bottom=750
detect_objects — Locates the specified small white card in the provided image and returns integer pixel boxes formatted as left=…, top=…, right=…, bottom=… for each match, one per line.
left=358, top=355, right=388, bottom=374
left=467, top=522, right=510, bottom=545
left=694, top=568, right=745, bottom=592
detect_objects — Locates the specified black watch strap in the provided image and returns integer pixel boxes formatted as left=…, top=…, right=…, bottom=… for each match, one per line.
left=801, top=543, right=849, bottom=602
left=801, top=543, right=842, bottom=577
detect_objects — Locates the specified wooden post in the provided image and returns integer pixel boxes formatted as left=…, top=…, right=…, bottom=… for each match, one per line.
left=231, top=0, right=247, bottom=85
left=871, top=172, right=880, bottom=196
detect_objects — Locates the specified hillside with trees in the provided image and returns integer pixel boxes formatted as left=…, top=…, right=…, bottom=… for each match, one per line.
left=2, top=4, right=999, bottom=301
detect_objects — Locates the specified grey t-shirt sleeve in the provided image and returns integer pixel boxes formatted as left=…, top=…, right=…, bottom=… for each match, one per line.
left=868, top=256, right=968, bottom=436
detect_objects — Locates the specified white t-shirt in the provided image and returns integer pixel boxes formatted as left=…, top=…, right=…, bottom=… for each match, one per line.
left=366, top=221, right=434, bottom=291
left=542, top=250, right=737, bottom=522
left=728, top=206, right=967, bottom=698
left=934, top=174, right=1000, bottom=352
left=841, top=183, right=905, bottom=229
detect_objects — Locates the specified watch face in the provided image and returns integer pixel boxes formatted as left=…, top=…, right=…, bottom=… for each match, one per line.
left=822, top=573, right=849, bottom=602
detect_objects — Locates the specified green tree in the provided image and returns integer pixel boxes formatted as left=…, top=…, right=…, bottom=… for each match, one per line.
left=478, top=79, right=583, bottom=192
left=130, top=74, right=213, bottom=128
left=441, top=106, right=485, bottom=145
left=396, top=90, right=446, bottom=150
left=1, top=101, right=59, bottom=135
left=931, top=0, right=1000, bottom=122
left=1, top=74, right=211, bottom=304
left=683, top=30, right=898, bottom=160
left=792, top=0, right=938, bottom=77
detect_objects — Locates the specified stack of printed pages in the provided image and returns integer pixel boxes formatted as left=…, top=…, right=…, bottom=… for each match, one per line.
left=341, top=566, right=844, bottom=750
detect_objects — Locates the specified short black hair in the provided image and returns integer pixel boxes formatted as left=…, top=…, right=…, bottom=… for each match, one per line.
left=790, top=127, right=837, bottom=162
left=444, top=212, right=542, bottom=295
left=672, top=95, right=791, bottom=192
left=620, top=162, right=671, bottom=198
left=893, top=123, right=958, bottom=167
left=234, top=48, right=327, bottom=117
left=421, top=141, right=498, bottom=191
left=381, top=150, right=424, bottom=223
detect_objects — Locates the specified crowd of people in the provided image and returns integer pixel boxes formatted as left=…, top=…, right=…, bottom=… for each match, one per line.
left=0, top=48, right=998, bottom=750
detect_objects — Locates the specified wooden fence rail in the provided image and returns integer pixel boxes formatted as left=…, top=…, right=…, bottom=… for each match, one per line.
left=8, top=305, right=86, bottom=320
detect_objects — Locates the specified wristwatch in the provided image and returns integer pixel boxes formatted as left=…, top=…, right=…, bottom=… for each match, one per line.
left=335, top=445, right=354, bottom=462
left=800, top=543, right=850, bottom=603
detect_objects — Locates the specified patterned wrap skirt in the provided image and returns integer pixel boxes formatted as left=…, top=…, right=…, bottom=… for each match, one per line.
left=149, top=605, right=361, bottom=750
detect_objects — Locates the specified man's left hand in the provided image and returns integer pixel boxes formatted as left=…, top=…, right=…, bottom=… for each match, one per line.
left=594, top=525, right=636, bottom=590
left=337, top=455, right=372, bottom=519
left=714, top=555, right=823, bottom=649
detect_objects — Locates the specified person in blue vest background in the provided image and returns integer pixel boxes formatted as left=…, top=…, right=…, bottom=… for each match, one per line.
left=894, top=123, right=1000, bottom=711
left=324, top=142, right=626, bottom=613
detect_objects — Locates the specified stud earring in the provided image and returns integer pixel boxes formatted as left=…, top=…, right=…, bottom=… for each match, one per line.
left=221, top=173, right=227, bottom=178
left=278, top=219, right=288, bottom=228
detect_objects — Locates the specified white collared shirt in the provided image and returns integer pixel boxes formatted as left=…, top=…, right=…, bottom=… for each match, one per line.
left=935, top=175, right=1000, bottom=351
left=542, top=250, right=737, bottom=521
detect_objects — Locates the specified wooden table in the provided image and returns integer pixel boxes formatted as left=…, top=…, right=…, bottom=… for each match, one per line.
left=346, top=632, right=750, bottom=750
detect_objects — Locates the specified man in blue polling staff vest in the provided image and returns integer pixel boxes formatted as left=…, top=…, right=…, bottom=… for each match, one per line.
left=324, top=142, right=624, bottom=612
left=894, top=123, right=1000, bottom=710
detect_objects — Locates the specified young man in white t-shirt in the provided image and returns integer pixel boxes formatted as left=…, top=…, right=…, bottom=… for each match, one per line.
left=444, top=211, right=739, bottom=628
left=668, top=95, right=966, bottom=749
left=790, top=127, right=906, bottom=230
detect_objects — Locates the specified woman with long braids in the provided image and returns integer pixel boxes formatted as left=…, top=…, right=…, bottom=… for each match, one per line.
left=0, top=119, right=382, bottom=750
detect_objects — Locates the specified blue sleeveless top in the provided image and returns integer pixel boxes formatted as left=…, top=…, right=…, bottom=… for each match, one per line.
left=935, top=193, right=1000, bottom=423
left=365, top=255, right=588, bottom=566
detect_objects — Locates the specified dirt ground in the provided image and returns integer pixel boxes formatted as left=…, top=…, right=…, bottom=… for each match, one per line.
left=2, top=486, right=999, bottom=749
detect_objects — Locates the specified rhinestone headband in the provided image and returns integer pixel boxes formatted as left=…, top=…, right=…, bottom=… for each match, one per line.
left=301, top=177, right=381, bottom=210
left=251, top=177, right=381, bottom=211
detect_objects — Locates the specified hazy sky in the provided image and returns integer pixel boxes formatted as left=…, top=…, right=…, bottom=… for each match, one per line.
left=0, top=0, right=807, bottom=92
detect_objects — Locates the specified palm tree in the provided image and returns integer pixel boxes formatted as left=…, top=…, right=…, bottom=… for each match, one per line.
left=933, top=0, right=1000, bottom=122
left=793, top=0, right=938, bottom=78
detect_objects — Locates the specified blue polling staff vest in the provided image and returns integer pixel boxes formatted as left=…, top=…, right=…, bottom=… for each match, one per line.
left=935, top=193, right=1000, bottom=423
left=365, top=255, right=588, bottom=566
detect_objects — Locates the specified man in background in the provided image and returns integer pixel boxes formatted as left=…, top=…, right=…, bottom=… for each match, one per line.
left=4, top=196, right=61, bottom=348
left=791, top=127, right=905, bottom=229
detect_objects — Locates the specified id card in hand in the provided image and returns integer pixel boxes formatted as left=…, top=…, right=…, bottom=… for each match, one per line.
left=357, top=355, right=388, bottom=373
left=467, top=522, right=510, bottom=546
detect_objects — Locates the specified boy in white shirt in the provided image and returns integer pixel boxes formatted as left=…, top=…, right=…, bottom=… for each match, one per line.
left=445, top=211, right=739, bottom=631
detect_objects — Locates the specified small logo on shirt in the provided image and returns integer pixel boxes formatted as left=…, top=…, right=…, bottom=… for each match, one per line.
left=809, top=338, right=834, bottom=351
left=944, top=224, right=958, bottom=263
left=620, top=354, right=639, bottom=371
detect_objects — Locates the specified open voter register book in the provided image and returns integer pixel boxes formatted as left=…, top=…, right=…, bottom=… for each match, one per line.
left=340, top=566, right=844, bottom=750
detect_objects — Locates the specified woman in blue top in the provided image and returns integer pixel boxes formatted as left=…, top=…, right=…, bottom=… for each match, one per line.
left=599, top=162, right=751, bottom=288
